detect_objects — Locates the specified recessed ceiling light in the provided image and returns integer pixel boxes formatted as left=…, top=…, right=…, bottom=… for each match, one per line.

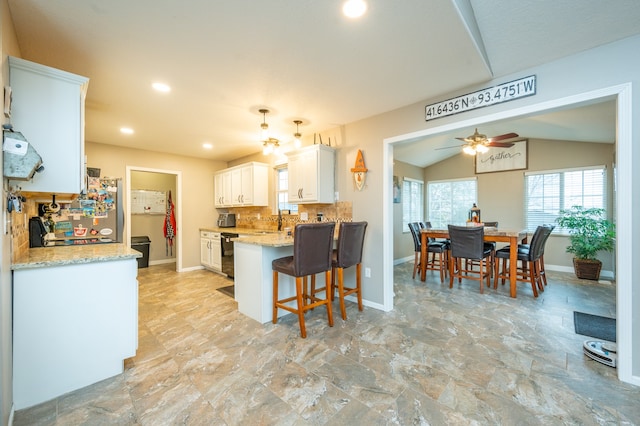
left=202, top=143, right=213, bottom=149
left=120, top=127, right=134, bottom=135
left=152, top=82, right=171, bottom=93
left=343, top=0, right=367, bottom=18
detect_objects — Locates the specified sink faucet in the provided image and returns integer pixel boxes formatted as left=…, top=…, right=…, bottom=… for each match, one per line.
left=277, top=209, right=283, bottom=231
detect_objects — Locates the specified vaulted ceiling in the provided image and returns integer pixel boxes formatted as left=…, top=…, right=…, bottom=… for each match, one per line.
left=7, top=1, right=640, bottom=167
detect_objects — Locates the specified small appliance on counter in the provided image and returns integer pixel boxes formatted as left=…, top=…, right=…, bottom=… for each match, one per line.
left=217, top=213, right=236, bottom=228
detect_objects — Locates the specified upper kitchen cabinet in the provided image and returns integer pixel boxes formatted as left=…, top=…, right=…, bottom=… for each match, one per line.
left=215, top=162, right=268, bottom=207
left=287, top=144, right=335, bottom=204
left=8, top=57, right=89, bottom=195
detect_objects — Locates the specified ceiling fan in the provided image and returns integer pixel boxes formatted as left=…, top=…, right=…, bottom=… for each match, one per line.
left=439, top=128, right=519, bottom=155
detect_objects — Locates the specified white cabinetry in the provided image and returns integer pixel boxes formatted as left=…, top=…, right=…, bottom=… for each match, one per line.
left=8, top=56, right=89, bottom=195
left=214, top=172, right=232, bottom=207
left=200, top=231, right=222, bottom=272
left=215, top=162, right=268, bottom=207
left=13, top=258, right=138, bottom=409
left=287, top=144, right=335, bottom=204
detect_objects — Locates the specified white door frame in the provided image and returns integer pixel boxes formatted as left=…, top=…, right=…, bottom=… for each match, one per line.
left=383, top=83, right=636, bottom=386
left=125, top=166, right=183, bottom=272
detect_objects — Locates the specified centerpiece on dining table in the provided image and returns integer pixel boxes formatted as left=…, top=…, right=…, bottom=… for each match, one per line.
left=466, top=203, right=483, bottom=226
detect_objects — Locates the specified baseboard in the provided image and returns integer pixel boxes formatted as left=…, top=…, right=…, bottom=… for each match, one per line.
left=148, top=259, right=176, bottom=266
left=545, top=264, right=615, bottom=280
left=394, top=256, right=413, bottom=265
left=9, top=404, right=14, bottom=426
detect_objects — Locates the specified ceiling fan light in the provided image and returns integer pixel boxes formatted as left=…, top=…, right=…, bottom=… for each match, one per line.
left=463, top=145, right=476, bottom=155
left=476, top=144, right=489, bottom=153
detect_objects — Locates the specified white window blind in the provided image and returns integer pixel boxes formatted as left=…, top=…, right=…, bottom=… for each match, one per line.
left=402, top=178, right=423, bottom=232
left=427, top=178, right=477, bottom=228
left=525, top=166, right=606, bottom=233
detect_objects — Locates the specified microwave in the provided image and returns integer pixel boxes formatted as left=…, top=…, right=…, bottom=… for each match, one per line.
left=217, top=213, right=236, bottom=228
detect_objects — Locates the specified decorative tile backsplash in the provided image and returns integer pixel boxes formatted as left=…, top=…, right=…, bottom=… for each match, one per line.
left=231, top=201, right=352, bottom=231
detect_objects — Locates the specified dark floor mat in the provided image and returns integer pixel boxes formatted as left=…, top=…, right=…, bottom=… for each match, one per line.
left=574, top=311, right=616, bottom=342
left=217, top=285, right=234, bottom=298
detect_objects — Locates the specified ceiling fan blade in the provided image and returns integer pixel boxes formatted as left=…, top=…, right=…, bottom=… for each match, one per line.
left=435, top=144, right=464, bottom=151
left=488, top=132, right=519, bottom=142
left=487, top=141, right=515, bottom=148
left=455, top=137, right=468, bottom=142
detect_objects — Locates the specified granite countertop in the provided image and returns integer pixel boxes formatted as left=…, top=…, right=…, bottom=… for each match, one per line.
left=12, top=243, right=142, bottom=270
left=199, top=227, right=278, bottom=235
left=233, top=232, right=294, bottom=248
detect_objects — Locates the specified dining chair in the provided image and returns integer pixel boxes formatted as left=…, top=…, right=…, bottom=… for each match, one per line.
left=493, top=224, right=554, bottom=297
left=409, top=222, right=448, bottom=282
left=505, top=224, right=555, bottom=286
left=447, top=224, right=493, bottom=293
left=272, top=222, right=335, bottom=338
left=466, top=222, right=497, bottom=274
left=330, top=221, right=368, bottom=320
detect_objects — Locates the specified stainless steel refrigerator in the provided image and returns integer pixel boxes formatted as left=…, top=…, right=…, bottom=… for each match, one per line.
left=51, top=177, right=124, bottom=244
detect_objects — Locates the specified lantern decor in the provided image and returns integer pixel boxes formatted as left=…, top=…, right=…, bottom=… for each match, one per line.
left=351, top=149, right=368, bottom=191
left=467, top=203, right=481, bottom=225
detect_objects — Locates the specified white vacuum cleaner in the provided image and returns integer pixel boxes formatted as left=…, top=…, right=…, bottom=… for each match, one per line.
left=583, top=340, right=617, bottom=367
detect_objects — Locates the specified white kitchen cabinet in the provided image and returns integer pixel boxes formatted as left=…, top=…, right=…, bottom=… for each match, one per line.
left=215, top=162, right=268, bottom=207
left=8, top=56, right=89, bottom=195
left=214, top=171, right=232, bottom=207
left=13, top=257, right=138, bottom=409
left=287, top=144, right=335, bottom=204
left=200, top=231, right=222, bottom=271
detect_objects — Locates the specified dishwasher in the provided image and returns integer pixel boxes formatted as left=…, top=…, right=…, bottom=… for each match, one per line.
left=220, top=232, right=238, bottom=278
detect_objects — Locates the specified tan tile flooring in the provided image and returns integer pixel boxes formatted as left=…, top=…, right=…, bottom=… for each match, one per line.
left=14, top=262, right=640, bottom=425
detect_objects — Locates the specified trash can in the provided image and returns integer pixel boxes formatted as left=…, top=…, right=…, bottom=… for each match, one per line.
left=131, top=236, right=151, bottom=268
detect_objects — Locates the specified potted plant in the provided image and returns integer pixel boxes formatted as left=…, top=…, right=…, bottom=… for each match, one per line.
left=555, top=206, right=615, bottom=280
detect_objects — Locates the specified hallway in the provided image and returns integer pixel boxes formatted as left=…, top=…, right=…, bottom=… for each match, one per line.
left=14, top=263, right=639, bottom=425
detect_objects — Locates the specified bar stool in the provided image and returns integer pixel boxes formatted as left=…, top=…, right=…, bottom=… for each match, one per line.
left=272, top=222, right=335, bottom=338
left=447, top=225, right=493, bottom=293
left=493, top=224, right=554, bottom=297
left=330, top=221, right=368, bottom=320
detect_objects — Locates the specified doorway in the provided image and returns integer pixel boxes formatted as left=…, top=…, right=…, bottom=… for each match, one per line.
left=126, top=166, right=183, bottom=272
left=383, top=84, right=634, bottom=385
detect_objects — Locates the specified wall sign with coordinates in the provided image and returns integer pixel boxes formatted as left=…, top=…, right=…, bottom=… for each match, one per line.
left=425, top=75, right=536, bottom=121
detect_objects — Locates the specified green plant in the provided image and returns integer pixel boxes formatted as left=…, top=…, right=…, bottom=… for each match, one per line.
left=556, top=206, right=615, bottom=260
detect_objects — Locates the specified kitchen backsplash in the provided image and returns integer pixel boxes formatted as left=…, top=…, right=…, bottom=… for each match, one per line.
left=11, top=199, right=37, bottom=263
left=230, top=201, right=352, bottom=231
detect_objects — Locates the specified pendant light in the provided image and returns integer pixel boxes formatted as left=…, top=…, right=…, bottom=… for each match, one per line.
left=293, top=120, right=302, bottom=148
left=259, top=108, right=270, bottom=141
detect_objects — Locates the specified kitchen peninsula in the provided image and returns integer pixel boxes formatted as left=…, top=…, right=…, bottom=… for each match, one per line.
left=11, top=244, right=141, bottom=409
left=233, top=232, right=298, bottom=323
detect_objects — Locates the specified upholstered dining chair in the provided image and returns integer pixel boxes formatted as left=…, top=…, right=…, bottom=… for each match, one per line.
left=503, top=224, right=555, bottom=287
left=409, top=222, right=448, bottom=282
left=330, top=221, right=368, bottom=320
left=493, top=224, right=554, bottom=297
left=447, top=224, right=493, bottom=293
left=272, top=222, right=335, bottom=338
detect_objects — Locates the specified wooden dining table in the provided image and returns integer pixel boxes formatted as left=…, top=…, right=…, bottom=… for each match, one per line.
left=420, top=227, right=528, bottom=298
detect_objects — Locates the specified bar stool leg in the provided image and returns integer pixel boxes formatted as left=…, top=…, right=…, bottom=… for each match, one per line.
left=272, top=271, right=279, bottom=324
left=355, top=263, right=363, bottom=311
left=325, top=270, right=334, bottom=327
left=295, top=276, right=307, bottom=338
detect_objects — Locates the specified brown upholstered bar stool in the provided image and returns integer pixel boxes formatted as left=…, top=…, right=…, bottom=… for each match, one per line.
left=272, top=222, right=335, bottom=338
left=330, top=221, right=368, bottom=320
left=447, top=225, right=493, bottom=293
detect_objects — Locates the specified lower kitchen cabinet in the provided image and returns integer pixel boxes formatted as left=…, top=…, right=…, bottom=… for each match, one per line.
left=12, top=257, right=138, bottom=409
left=201, top=231, right=222, bottom=272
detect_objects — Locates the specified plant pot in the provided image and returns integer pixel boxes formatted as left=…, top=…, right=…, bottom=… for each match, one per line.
left=573, top=258, right=602, bottom=280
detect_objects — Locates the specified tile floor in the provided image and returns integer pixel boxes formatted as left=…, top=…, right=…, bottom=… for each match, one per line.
left=13, top=262, right=640, bottom=425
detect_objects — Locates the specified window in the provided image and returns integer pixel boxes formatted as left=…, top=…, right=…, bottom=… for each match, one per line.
left=525, top=166, right=606, bottom=233
left=402, top=178, right=423, bottom=232
left=427, top=178, right=477, bottom=228
left=275, top=166, right=298, bottom=214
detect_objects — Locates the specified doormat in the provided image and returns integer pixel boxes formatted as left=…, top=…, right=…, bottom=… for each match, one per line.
left=574, top=311, right=616, bottom=342
left=217, top=285, right=234, bottom=298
